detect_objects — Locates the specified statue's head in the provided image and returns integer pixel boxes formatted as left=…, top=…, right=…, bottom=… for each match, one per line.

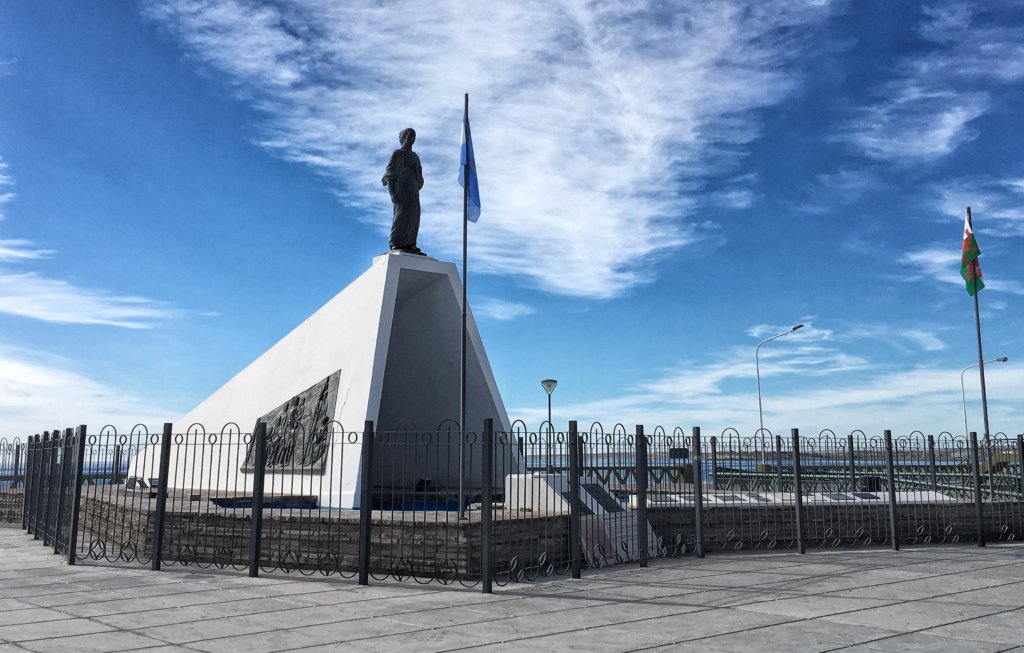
left=399, top=128, right=416, bottom=148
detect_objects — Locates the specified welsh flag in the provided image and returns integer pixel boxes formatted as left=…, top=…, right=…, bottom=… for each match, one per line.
left=960, top=216, right=984, bottom=296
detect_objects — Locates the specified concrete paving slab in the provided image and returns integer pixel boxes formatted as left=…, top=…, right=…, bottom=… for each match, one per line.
left=0, top=618, right=113, bottom=643
left=23, top=588, right=138, bottom=608
left=119, top=647, right=201, bottom=653
left=5, top=526, right=1024, bottom=652
left=923, top=607, right=1024, bottom=646
left=827, top=572, right=1015, bottom=601
left=0, top=598, right=36, bottom=612
left=837, top=631, right=1010, bottom=653
left=969, top=561, right=1024, bottom=579
left=17, top=631, right=172, bottom=653
left=363, top=619, right=679, bottom=653
left=735, top=594, right=897, bottom=619
left=472, top=609, right=797, bottom=652
left=645, top=587, right=800, bottom=608
left=55, top=586, right=280, bottom=617
left=671, top=570, right=819, bottom=589
left=822, top=598, right=1006, bottom=631
left=90, top=597, right=313, bottom=630
left=668, top=619, right=900, bottom=652
left=0, top=605, right=74, bottom=627
left=263, top=585, right=476, bottom=608
left=177, top=629, right=340, bottom=653
left=136, top=613, right=322, bottom=646
left=926, top=580, right=1024, bottom=607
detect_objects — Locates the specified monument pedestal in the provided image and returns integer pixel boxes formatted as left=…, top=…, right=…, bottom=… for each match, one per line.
left=130, top=252, right=516, bottom=507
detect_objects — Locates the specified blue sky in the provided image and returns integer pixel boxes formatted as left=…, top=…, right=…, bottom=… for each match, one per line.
left=1, top=0, right=1022, bottom=437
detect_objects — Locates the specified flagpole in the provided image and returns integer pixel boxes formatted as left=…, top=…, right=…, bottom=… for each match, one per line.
left=459, top=93, right=469, bottom=518
left=967, top=206, right=992, bottom=440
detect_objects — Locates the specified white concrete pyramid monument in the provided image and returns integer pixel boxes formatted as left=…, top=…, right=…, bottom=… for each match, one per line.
left=131, top=251, right=517, bottom=508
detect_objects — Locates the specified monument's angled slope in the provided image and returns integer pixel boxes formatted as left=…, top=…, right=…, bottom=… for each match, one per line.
left=130, top=251, right=514, bottom=507
left=179, top=251, right=510, bottom=434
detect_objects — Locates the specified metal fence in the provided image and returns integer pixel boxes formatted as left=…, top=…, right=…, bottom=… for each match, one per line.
left=3, top=421, right=1023, bottom=593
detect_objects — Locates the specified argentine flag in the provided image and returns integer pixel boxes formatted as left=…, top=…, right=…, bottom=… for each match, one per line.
left=459, top=108, right=481, bottom=223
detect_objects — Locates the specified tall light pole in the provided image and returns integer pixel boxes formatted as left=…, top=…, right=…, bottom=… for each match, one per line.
left=756, top=324, right=804, bottom=463
left=541, top=379, right=557, bottom=471
left=962, top=357, right=1007, bottom=439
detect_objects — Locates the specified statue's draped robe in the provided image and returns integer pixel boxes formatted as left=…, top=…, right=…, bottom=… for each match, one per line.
left=382, top=148, right=424, bottom=250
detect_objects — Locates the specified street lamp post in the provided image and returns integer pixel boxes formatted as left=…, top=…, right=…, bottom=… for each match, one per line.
left=755, top=324, right=804, bottom=465
left=962, top=357, right=1007, bottom=439
left=541, top=379, right=557, bottom=471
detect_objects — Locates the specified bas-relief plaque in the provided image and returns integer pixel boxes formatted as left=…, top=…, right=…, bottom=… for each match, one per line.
left=244, top=370, right=341, bottom=474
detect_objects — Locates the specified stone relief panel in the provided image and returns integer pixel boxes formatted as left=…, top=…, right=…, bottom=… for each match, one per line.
left=243, top=370, right=341, bottom=474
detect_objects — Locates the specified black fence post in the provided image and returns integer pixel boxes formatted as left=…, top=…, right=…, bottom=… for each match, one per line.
left=481, top=418, right=494, bottom=594
left=112, top=445, right=123, bottom=486
left=12, top=442, right=21, bottom=490
left=151, top=423, right=174, bottom=572
left=44, top=431, right=61, bottom=545
left=22, top=436, right=34, bottom=531
left=39, top=431, right=51, bottom=544
left=33, top=434, right=44, bottom=536
left=568, top=420, right=582, bottom=579
left=67, top=425, right=87, bottom=565
left=775, top=434, right=783, bottom=492
left=247, top=421, right=267, bottom=578
left=709, top=436, right=718, bottom=491
left=984, top=435, right=995, bottom=501
left=1017, top=433, right=1024, bottom=500
left=53, top=428, right=72, bottom=555
left=927, top=434, right=938, bottom=492
left=847, top=433, right=857, bottom=492
left=970, top=432, right=985, bottom=547
left=883, top=430, right=900, bottom=551
left=358, top=420, right=374, bottom=586
left=635, top=424, right=648, bottom=567
left=36, top=433, right=50, bottom=540
left=792, top=428, right=805, bottom=555
left=692, top=427, right=705, bottom=558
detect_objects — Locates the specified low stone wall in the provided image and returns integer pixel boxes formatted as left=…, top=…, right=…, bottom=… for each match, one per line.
left=76, top=488, right=571, bottom=577
left=648, top=501, right=1024, bottom=550
left=0, top=490, right=23, bottom=524
left=68, top=489, right=1024, bottom=577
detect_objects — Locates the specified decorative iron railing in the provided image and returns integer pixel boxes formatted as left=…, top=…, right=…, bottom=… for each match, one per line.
left=2, top=422, right=1022, bottom=593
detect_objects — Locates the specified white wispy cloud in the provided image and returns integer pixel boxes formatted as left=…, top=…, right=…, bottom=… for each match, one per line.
left=0, top=157, right=185, bottom=328
left=844, top=88, right=988, bottom=162
left=473, top=298, right=535, bottom=322
left=509, top=319, right=992, bottom=432
left=828, top=323, right=949, bottom=353
left=0, top=346, right=173, bottom=436
left=0, top=157, right=14, bottom=220
left=840, top=1, right=1024, bottom=163
left=933, top=177, right=1024, bottom=237
left=144, top=0, right=837, bottom=298
left=0, top=272, right=181, bottom=329
left=894, top=328, right=946, bottom=352
left=512, top=348, right=1023, bottom=436
left=902, top=245, right=1024, bottom=294
left=0, top=239, right=55, bottom=261
left=807, top=169, right=884, bottom=214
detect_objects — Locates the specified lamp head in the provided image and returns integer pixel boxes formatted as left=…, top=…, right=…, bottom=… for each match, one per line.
left=792, top=324, right=805, bottom=332
left=541, top=379, right=558, bottom=395
left=997, top=356, right=1009, bottom=362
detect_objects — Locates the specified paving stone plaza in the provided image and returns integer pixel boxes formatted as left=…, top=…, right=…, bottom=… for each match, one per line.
left=2, top=527, right=1023, bottom=652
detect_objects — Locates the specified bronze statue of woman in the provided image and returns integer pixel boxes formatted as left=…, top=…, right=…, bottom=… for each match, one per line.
left=382, top=128, right=425, bottom=254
